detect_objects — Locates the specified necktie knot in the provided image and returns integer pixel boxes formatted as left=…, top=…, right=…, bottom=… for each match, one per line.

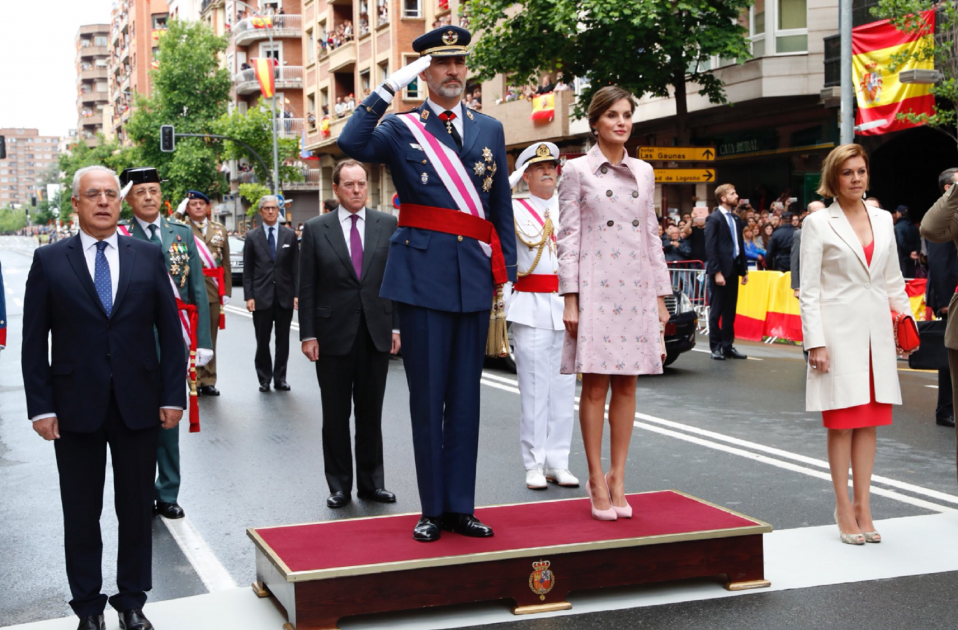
left=350, top=214, right=359, bottom=225
left=95, top=241, right=108, bottom=252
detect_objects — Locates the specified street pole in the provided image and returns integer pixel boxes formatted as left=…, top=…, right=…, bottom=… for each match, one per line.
left=840, top=0, right=854, bottom=144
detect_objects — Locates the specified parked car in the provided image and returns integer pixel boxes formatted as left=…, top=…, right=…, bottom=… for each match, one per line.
left=229, top=236, right=245, bottom=285
left=501, top=288, right=696, bottom=372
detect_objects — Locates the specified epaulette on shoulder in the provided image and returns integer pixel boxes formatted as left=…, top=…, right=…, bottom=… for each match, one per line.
left=168, top=217, right=188, bottom=227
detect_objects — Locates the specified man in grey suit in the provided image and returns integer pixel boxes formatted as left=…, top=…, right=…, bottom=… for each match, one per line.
left=300, top=160, right=401, bottom=508
left=243, top=196, right=299, bottom=391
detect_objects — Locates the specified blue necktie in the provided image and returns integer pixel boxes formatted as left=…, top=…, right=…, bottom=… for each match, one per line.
left=268, top=227, right=276, bottom=260
left=726, top=212, right=739, bottom=258
left=94, top=241, right=112, bottom=317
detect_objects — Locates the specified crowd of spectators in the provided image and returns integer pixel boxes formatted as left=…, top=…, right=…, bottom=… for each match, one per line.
left=321, top=20, right=355, bottom=53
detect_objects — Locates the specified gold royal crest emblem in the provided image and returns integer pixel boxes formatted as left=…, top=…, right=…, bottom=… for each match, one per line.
left=536, top=144, right=551, bottom=159
left=528, top=560, right=555, bottom=601
left=442, top=30, right=459, bottom=45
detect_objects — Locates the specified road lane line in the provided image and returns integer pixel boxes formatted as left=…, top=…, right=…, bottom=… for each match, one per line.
left=159, top=516, right=236, bottom=592
left=480, top=372, right=957, bottom=512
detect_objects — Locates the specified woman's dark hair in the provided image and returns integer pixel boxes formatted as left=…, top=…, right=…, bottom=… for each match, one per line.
left=587, top=86, right=637, bottom=136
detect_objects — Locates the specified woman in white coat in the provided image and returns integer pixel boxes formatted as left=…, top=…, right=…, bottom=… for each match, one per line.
left=800, top=143, right=911, bottom=545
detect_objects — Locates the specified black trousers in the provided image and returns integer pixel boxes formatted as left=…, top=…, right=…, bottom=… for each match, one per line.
left=252, top=299, right=294, bottom=386
left=316, top=315, right=389, bottom=494
left=54, top=389, right=159, bottom=618
left=709, top=274, right=740, bottom=352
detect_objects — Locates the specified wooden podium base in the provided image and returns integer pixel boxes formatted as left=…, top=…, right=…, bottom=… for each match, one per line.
left=248, top=490, right=771, bottom=630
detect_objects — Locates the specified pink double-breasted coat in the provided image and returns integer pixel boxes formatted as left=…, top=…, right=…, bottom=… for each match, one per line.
left=557, top=145, right=672, bottom=375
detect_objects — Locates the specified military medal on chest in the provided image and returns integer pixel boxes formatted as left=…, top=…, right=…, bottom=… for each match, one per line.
left=168, top=240, right=191, bottom=288
left=480, top=147, right=496, bottom=192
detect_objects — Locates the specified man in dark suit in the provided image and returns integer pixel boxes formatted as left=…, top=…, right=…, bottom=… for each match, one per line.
left=926, top=168, right=958, bottom=428
left=300, top=160, right=401, bottom=508
left=895, top=205, right=921, bottom=277
left=243, top=196, right=299, bottom=391
left=22, top=166, right=185, bottom=630
left=706, top=183, right=749, bottom=360
left=765, top=211, right=797, bottom=272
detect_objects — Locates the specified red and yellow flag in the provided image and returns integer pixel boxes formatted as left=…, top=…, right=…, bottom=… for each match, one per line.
left=251, top=16, right=273, bottom=29
left=531, top=92, right=555, bottom=122
left=252, top=57, right=277, bottom=98
left=853, top=10, right=935, bottom=136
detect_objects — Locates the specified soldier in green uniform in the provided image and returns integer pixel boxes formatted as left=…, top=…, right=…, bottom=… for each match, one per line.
left=119, top=167, right=213, bottom=520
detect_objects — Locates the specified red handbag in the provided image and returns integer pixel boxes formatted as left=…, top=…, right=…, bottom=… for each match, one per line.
left=892, top=311, right=921, bottom=354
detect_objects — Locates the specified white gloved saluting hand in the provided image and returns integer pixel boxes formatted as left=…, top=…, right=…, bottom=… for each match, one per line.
left=195, top=348, right=213, bottom=368
left=386, top=55, right=433, bottom=92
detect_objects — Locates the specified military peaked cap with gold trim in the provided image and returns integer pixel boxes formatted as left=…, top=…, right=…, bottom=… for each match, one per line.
left=515, top=142, right=560, bottom=171
left=413, top=25, right=471, bottom=57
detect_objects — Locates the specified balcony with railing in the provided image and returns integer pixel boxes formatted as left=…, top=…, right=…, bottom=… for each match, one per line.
left=233, top=66, right=304, bottom=95
left=274, top=118, right=306, bottom=138
left=488, top=88, right=574, bottom=149
left=79, top=67, right=109, bottom=82
left=80, top=45, right=109, bottom=58
left=327, top=40, right=356, bottom=73
left=232, top=15, right=303, bottom=46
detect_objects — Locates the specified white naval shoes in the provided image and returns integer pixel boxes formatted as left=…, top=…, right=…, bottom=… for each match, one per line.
left=525, top=467, right=548, bottom=490
left=544, top=468, right=580, bottom=487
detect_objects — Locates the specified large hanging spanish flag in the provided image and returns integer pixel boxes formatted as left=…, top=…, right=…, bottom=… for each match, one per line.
left=853, top=10, right=935, bottom=136
left=252, top=57, right=277, bottom=99
left=251, top=16, right=273, bottom=29
left=531, top=92, right=555, bottom=122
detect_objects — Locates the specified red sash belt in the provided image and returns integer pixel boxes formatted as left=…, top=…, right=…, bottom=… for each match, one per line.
left=514, top=274, right=559, bottom=293
left=398, top=203, right=507, bottom=285
left=175, top=298, right=201, bottom=433
left=202, top=267, right=226, bottom=330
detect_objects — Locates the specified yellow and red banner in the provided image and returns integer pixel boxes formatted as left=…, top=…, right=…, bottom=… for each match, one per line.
left=251, top=16, right=273, bottom=29
left=853, top=10, right=935, bottom=136
left=152, top=28, right=167, bottom=43
left=531, top=92, right=555, bottom=122
left=732, top=271, right=929, bottom=343
left=252, top=57, right=277, bottom=98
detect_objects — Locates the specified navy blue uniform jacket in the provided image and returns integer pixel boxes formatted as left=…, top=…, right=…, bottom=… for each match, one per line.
left=338, top=93, right=517, bottom=313
left=22, top=234, right=186, bottom=432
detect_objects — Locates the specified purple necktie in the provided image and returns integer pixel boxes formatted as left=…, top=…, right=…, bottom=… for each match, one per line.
left=349, top=214, right=363, bottom=278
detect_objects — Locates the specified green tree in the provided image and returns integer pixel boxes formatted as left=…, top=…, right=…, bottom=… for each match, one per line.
left=465, top=0, right=753, bottom=142
left=0, top=206, right=29, bottom=234
left=125, top=18, right=232, bottom=204
left=871, top=2, right=958, bottom=146
left=56, top=134, right=136, bottom=223
left=215, top=97, right=303, bottom=193
left=238, top=182, right=273, bottom=218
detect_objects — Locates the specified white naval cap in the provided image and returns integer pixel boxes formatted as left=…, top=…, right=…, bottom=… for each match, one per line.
left=515, top=142, right=560, bottom=171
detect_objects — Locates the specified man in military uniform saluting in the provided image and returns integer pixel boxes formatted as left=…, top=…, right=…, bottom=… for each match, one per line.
left=505, top=142, right=579, bottom=491
left=184, top=190, right=232, bottom=396
left=119, top=167, right=213, bottom=520
left=339, top=25, right=517, bottom=542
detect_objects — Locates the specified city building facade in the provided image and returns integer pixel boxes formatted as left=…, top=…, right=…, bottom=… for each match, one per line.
left=76, top=24, right=112, bottom=148
left=0, top=129, right=61, bottom=210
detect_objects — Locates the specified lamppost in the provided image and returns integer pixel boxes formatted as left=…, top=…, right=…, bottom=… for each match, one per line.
left=231, top=0, right=281, bottom=197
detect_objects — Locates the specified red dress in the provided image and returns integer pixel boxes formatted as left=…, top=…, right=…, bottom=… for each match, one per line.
left=821, top=240, right=893, bottom=429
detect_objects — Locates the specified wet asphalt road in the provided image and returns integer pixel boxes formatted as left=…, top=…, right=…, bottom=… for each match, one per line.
left=0, top=235, right=952, bottom=628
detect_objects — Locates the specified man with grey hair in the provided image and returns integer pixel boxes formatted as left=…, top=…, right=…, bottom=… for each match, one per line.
left=243, top=194, right=299, bottom=391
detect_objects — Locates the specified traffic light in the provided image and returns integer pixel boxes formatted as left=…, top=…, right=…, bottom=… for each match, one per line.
left=160, top=125, right=175, bottom=152
left=31, top=196, right=37, bottom=207
left=0, top=135, right=5, bottom=159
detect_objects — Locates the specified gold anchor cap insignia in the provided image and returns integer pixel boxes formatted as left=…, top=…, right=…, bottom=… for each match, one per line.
left=536, top=144, right=551, bottom=159
left=442, top=30, right=458, bottom=45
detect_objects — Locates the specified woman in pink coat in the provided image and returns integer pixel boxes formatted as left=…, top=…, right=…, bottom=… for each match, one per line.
left=557, top=86, right=672, bottom=520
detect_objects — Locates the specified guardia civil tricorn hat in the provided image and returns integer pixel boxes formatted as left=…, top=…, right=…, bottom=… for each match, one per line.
left=413, top=25, right=471, bottom=57
left=119, top=167, right=166, bottom=187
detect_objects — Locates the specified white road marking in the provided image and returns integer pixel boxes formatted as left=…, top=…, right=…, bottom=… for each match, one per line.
left=159, top=516, right=236, bottom=592
left=480, top=371, right=958, bottom=513
left=927, top=385, right=940, bottom=389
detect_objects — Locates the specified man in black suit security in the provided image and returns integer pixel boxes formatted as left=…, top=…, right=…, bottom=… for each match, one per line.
left=706, top=183, right=749, bottom=360
left=300, top=160, right=401, bottom=508
left=243, top=196, right=299, bottom=391
left=22, top=166, right=185, bottom=630
left=927, top=168, right=958, bottom=428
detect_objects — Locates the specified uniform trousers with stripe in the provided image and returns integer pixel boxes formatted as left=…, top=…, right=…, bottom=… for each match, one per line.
left=513, top=323, right=576, bottom=471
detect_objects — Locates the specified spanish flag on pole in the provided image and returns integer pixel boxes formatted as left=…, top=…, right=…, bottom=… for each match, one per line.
left=251, top=16, right=273, bottom=29
left=853, top=10, right=935, bottom=136
left=252, top=57, right=277, bottom=99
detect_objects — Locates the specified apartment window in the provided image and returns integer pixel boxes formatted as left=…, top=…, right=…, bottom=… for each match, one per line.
left=321, top=88, right=329, bottom=114
left=307, top=29, right=315, bottom=63
left=153, top=14, right=168, bottom=29
left=360, top=69, right=371, bottom=97
left=402, top=54, right=423, bottom=99
left=227, top=53, right=234, bottom=73
left=749, top=0, right=806, bottom=56
left=81, top=39, right=91, bottom=47
left=378, top=60, right=389, bottom=85
left=95, top=36, right=108, bottom=46
left=403, top=0, right=421, bottom=19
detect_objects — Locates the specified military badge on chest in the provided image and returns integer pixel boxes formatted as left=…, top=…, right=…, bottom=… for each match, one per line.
left=168, top=239, right=191, bottom=288
left=478, top=147, right=496, bottom=192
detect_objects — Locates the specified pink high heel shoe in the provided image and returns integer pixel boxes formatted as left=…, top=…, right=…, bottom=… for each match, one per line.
left=586, top=477, right=617, bottom=521
left=606, top=473, right=632, bottom=519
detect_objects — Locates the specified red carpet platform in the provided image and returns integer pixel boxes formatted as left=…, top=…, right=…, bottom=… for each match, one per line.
left=248, top=491, right=772, bottom=630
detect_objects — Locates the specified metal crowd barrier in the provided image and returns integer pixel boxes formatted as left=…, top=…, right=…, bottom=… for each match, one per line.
left=667, top=260, right=709, bottom=334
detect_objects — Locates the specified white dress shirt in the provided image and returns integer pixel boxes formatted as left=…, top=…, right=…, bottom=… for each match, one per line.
left=339, top=205, right=366, bottom=255
left=135, top=214, right=165, bottom=246
left=424, top=98, right=465, bottom=140
left=718, top=206, right=740, bottom=258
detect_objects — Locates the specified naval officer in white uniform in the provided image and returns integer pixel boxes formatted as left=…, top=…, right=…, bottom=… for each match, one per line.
left=505, top=142, right=579, bottom=490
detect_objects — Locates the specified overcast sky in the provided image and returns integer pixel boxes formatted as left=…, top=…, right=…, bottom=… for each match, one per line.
left=1, top=0, right=116, bottom=139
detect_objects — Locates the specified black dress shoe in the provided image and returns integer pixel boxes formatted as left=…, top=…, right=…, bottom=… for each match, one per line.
left=259, top=383, right=270, bottom=392
left=77, top=614, right=105, bottom=630
left=413, top=515, right=442, bottom=542
left=358, top=488, right=397, bottom=503
left=725, top=346, right=748, bottom=359
left=274, top=382, right=291, bottom=391
left=154, top=501, right=185, bottom=519
left=326, top=491, right=351, bottom=508
left=118, top=609, right=153, bottom=630
left=442, top=513, right=495, bottom=537
left=710, top=350, right=726, bottom=360
left=937, top=415, right=956, bottom=428
left=199, top=385, right=220, bottom=396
